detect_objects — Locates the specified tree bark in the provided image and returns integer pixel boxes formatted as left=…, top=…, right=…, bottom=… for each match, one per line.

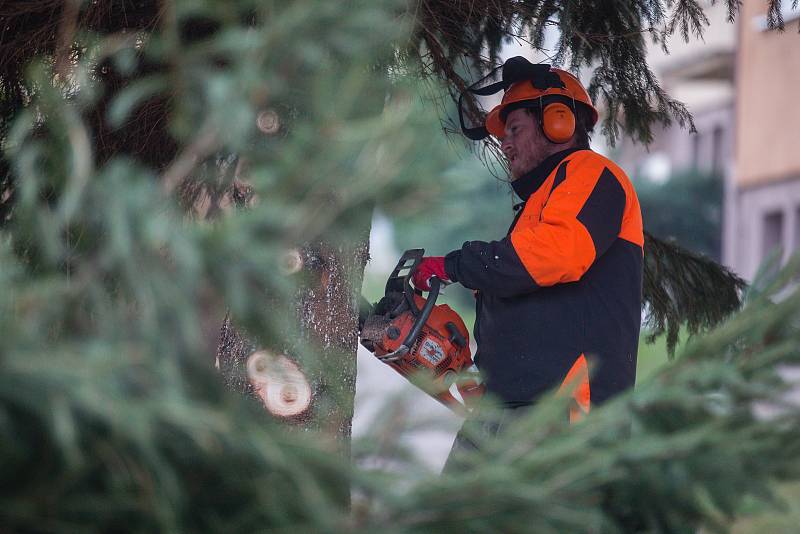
left=216, top=232, right=371, bottom=446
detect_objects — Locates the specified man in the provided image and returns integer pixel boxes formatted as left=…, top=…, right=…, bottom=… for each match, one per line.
left=412, top=58, right=643, bottom=453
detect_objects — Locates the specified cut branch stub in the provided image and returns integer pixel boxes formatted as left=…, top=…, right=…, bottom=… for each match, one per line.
left=246, top=349, right=313, bottom=419
left=280, top=247, right=304, bottom=275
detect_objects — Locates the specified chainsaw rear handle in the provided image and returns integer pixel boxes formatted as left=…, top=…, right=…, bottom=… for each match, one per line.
left=378, top=276, right=441, bottom=362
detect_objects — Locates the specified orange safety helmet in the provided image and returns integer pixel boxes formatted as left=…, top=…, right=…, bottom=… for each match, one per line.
left=458, top=57, right=598, bottom=144
left=486, top=67, right=598, bottom=143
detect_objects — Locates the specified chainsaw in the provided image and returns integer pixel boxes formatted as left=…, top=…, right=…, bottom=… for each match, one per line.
left=359, top=249, right=484, bottom=415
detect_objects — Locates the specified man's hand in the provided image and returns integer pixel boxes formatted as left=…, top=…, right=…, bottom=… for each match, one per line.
left=412, top=256, right=449, bottom=291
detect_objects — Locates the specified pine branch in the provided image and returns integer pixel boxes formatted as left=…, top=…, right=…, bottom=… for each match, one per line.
left=643, top=232, right=746, bottom=356
left=404, top=0, right=795, bottom=147
left=358, top=263, right=800, bottom=533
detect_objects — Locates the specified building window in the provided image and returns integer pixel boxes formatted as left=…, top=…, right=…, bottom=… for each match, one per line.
left=691, top=133, right=702, bottom=170
left=794, top=207, right=800, bottom=255
left=763, top=210, right=784, bottom=262
left=711, top=125, right=724, bottom=175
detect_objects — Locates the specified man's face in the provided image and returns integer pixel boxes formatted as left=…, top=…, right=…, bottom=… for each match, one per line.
left=501, top=108, right=550, bottom=180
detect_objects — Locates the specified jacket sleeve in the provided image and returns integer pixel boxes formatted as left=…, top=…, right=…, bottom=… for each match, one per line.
left=444, top=237, right=539, bottom=297
left=509, top=166, right=625, bottom=287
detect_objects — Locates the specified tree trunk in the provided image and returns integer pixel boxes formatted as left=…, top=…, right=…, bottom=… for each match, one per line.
left=216, top=232, right=371, bottom=447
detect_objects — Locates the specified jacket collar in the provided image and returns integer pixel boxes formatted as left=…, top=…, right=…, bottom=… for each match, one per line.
left=511, top=147, right=583, bottom=201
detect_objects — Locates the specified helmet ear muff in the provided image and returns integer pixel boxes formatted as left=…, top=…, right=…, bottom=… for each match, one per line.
left=541, top=101, right=575, bottom=144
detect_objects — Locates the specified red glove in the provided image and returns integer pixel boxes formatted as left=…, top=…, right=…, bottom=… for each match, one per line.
left=412, top=256, right=449, bottom=291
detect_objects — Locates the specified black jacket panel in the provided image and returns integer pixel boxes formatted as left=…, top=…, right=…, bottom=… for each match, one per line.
left=446, top=150, right=643, bottom=407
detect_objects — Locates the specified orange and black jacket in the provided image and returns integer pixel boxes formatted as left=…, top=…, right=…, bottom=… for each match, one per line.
left=444, top=148, right=644, bottom=413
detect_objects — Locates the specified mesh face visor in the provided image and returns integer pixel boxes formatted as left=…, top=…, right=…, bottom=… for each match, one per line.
left=458, top=58, right=562, bottom=141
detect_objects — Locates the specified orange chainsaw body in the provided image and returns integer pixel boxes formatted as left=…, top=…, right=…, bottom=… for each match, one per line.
left=360, top=250, right=484, bottom=415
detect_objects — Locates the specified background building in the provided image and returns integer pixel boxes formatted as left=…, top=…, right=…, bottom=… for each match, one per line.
left=611, top=1, right=736, bottom=186
left=726, top=1, right=800, bottom=279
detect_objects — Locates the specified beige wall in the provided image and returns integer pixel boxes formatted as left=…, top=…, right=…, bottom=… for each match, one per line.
left=648, top=1, right=734, bottom=75
left=736, top=1, right=800, bottom=186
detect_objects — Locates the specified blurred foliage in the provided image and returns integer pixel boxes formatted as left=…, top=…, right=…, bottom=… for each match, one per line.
left=732, top=482, right=800, bottom=533
left=0, top=0, right=454, bottom=529
left=354, top=259, right=800, bottom=532
left=389, top=154, right=514, bottom=251
left=635, top=170, right=723, bottom=261
left=0, top=0, right=462, bottom=439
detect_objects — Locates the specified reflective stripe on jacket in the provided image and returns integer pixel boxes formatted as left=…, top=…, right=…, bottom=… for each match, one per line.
left=444, top=148, right=644, bottom=409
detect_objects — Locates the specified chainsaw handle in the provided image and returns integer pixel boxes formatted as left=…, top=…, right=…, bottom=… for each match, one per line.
left=385, top=249, right=424, bottom=295
left=378, top=277, right=441, bottom=362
